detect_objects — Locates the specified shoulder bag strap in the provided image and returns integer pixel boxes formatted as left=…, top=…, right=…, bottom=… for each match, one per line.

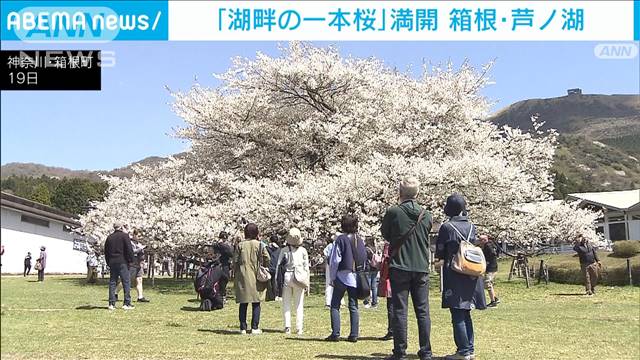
left=448, top=222, right=474, bottom=243
left=391, top=208, right=426, bottom=258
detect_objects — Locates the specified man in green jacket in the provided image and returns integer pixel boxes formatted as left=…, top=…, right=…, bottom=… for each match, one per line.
left=381, top=176, right=433, bottom=360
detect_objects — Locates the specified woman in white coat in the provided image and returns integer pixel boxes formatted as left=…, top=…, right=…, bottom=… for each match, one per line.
left=276, top=227, right=310, bottom=335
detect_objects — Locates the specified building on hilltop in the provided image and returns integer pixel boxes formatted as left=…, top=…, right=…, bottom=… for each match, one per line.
left=567, top=88, right=583, bottom=96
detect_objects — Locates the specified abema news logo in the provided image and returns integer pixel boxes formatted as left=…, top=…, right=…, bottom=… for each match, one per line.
left=1, top=1, right=168, bottom=42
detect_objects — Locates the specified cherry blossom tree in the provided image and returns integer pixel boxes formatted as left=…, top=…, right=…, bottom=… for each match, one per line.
left=82, top=42, right=600, bottom=258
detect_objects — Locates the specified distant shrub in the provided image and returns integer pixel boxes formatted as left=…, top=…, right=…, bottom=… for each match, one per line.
left=612, top=240, right=640, bottom=258
left=547, top=260, right=640, bottom=286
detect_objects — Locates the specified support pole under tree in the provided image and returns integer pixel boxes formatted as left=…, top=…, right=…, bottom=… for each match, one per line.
left=524, top=257, right=530, bottom=288
left=628, top=259, right=633, bottom=286
left=537, top=260, right=545, bottom=284
left=151, top=253, right=155, bottom=287
left=508, top=258, right=517, bottom=281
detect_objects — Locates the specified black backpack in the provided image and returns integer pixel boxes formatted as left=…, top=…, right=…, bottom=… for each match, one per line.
left=194, top=263, right=220, bottom=304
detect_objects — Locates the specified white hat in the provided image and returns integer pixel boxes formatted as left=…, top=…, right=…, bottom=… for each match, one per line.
left=286, top=227, right=303, bottom=246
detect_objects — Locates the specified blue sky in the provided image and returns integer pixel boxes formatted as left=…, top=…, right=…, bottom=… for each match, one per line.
left=1, top=41, right=639, bottom=171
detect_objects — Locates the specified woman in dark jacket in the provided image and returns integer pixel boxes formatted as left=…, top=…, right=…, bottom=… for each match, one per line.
left=436, top=194, right=486, bottom=360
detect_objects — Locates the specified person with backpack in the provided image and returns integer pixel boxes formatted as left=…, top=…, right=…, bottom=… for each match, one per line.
left=364, top=236, right=381, bottom=309
left=233, top=223, right=270, bottom=335
left=275, top=227, right=310, bottom=335
left=23, top=252, right=32, bottom=277
left=435, top=194, right=487, bottom=360
left=326, top=214, right=367, bottom=343
left=381, top=176, right=433, bottom=360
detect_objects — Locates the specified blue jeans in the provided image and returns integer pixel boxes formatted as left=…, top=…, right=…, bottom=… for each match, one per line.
left=450, top=308, right=474, bottom=356
left=330, top=278, right=359, bottom=338
left=369, top=271, right=379, bottom=306
left=109, top=263, right=131, bottom=305
left=239, top=302, right=261, bottom=330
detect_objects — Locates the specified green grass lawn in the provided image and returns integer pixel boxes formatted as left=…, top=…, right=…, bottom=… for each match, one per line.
left=1, top=273, right=639, bottom=360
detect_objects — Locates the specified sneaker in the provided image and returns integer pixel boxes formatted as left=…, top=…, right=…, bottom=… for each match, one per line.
left=364, top=303, right=371, bottom=309
left=240, top=330, right=247, bottom=335
left=347, top=336, right=358, bottom=343
left=122, top=304, right=135, bottom=310
left=445, top=353, right=472, bottom=360
left=108, top=304, right=116, bottom=310
left=325, top=335, right=340, bottom=342
left=296, top=329, right=303, bottom=335
left=284, top=327, right=291, bottom=335
left=486, top=301, right=496, bottom=308
left=251, top=329, right=262, bottom=335
left=380, top=332, right=393, bottom=341
left=493, top=297, right=501, bottom=305
left=137, top=297, right=150, bottom=303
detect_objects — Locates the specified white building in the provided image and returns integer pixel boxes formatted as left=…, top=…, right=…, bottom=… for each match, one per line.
left=568, top=189, right=640, bottom=241
left=1, top=192, right=88, bottom=274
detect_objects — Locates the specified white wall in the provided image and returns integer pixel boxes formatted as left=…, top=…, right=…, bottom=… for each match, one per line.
left=629, top=211, right=640, bottom=240
left=1, top=207, right=87, bottom=274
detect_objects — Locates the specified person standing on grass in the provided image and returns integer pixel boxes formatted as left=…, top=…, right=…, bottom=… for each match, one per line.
left=378, top=241, right=394, bottom=341
left=86, top=250, right=98, bottom=284
left=479, top=235, right=500, bottom=307
left=381, top=176, right=433, bottom=360
left=573, top=235, right=601, bottom=296
left=233, top=223, right=270, bottom=335
left=323, top=234, right=344, bottom=308
left=436, top=194, right=486, bottom=360
left=326, top=214, right=367, bottom=343
left=364, top=236, right=381, bottom=309
left=104, top=222, right=135, bottom=310
left=24, top=252, right=32, bottom=277
left=37, top=246, right=47, bottom=282
left=129, top=231, right=150, bottom=302
left=275, top=227, right=310, bottom=335
left=267, top=233, right=283, bottom=301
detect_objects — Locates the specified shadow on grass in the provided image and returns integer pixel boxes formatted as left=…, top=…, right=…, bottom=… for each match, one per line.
left=198, top=328, right=282, bottom=335
left=180, top=306, right=201, bottom=312
left=551, top=293, right=586, bottom=296
left=315, top=354, right=427, bottom=360
left=76, top=305, right=109, bottom=310
left=187, top=298, right=200, bottom=303
left=59, top=277, right=198, bottom=295
left=198, top=328, right=240, bottom=335
left=287, top=336, right=384, bottom=343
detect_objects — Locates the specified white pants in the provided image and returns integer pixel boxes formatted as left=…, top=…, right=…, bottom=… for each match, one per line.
left=282, top=273, right=305, bottom=331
